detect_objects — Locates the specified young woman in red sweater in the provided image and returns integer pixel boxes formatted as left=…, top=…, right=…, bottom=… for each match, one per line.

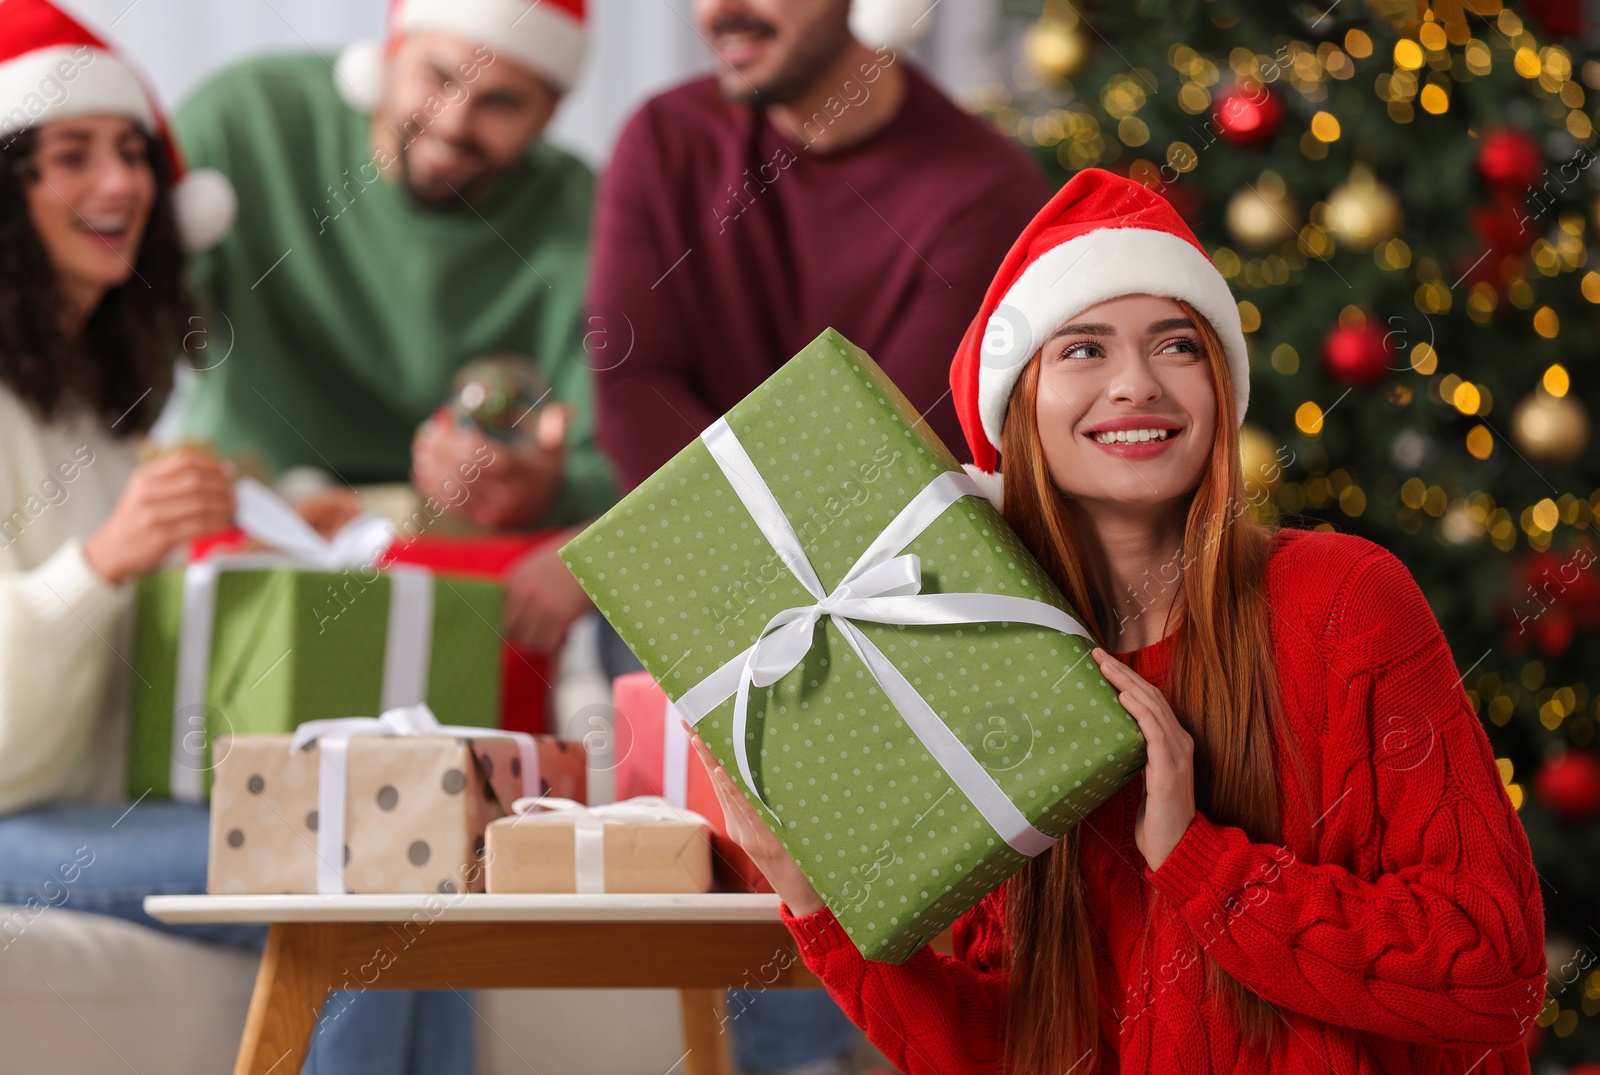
left=687, top=168, right=1547, bottom=1074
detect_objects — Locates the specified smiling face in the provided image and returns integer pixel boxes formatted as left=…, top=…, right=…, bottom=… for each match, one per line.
left=23, top=114, right=155, bottom=313
left=1032, top=293, right=1219, bottom=513
left=693, top=0, right=852, bottom=106
left=381, top=30, right=559, bottom=205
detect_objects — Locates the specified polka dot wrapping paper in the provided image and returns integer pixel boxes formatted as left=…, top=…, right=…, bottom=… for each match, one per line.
left=205, top=733, right=586, bottom=894
left=127, top=568, right=504, bottom=799
left=560, top=328, right=1146, bottom=964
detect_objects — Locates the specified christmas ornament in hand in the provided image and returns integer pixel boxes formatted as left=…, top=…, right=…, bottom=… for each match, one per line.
left=446, top=354, right=551, bottom=443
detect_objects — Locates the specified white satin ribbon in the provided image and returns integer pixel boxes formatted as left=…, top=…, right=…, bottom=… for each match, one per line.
left=662, top=700, right=689, bottom=809
left=168, top=478, right=433, bottom=801
left=290, top=704, right=541, bottom=894
left=672, top=418, right=1095, bottom=859
left=510, top=795, right=709, bottom=894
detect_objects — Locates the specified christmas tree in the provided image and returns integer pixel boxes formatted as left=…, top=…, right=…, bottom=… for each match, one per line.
left=984, top=0, right=1599, bottom=1063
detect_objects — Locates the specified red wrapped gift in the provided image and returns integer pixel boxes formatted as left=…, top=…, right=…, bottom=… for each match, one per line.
left=613, top=671, right=772, bottom=894
left=189, top=526, right=559, bottom=736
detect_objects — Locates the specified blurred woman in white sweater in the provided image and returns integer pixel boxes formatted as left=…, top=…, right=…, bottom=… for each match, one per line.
left=0, top=46, right=235, bottom=931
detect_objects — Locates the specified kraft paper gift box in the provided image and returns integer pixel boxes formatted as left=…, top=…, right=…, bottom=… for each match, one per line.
left=207, top=710, right=587, bottom=895
left=128, top=479, right=503, bottom=801
left=484, top=797, right=713, bottom=894
left=559, top=328, right=1144, bottom=964
left=613, top=671, right=771, bottom=893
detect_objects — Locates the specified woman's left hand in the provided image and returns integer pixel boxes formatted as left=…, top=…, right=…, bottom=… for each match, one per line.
left=1092, top=647, right=1196, bottom=871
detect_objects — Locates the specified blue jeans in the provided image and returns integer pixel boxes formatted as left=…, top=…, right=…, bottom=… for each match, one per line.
left=598, top=617, right=861, bottom=1071
left=0, top=800, right=473, bottom=1075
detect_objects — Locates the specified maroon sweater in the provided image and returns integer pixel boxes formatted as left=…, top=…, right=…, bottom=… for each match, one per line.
left=587, top=64, right=1052, bottom=489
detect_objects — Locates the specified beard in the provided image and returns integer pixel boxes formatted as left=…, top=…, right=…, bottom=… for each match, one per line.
left=713, top=11, right=852, bottom=109
left=394, top=134, right=494, bottom=207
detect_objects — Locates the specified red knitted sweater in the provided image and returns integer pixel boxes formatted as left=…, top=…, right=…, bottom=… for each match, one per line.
left=779, top=527, right=1547, bottom=1074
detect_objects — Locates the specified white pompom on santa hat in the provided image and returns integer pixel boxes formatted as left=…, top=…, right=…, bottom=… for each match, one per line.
left=947, top=167, right=1251, bottom=510
left=850, top=0, right=938, bottom=47
left=335, top=0, right=588, bottom=113
left=0, top=0, right=235, bottom=252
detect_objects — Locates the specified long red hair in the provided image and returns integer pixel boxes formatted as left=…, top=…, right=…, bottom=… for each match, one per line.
left=998, top=299, right=1312, bottom=1072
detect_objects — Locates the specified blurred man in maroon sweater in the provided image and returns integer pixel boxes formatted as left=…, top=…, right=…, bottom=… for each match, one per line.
left=503, top=0, right=1050, bottom=669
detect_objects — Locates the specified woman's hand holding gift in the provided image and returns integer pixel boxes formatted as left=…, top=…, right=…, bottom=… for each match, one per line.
left=83, top=448, right=236, bottom=585
left=685, top=721, right=827, bottom=917
left=1092, top=647, right=1196, bottom=871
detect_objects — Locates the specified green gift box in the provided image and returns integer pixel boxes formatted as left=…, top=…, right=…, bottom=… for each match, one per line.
left=560, top=328, right=1144, bottom=963
left=128, top=562, right=503, bottom=801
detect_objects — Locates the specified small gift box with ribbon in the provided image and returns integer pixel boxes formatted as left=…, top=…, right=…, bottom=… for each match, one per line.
left=560, top=328, right=1144, bottom=963
left=206, top=705, right=587, bottom=895
left=484, top=796, right=712, bottom=894
left=128, top=479, right=504, bottom=801
left=613, top=671, right=770, bottom=893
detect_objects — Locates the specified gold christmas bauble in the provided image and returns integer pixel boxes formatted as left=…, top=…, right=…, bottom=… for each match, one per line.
left=1324, top=164, right=1402, bottom=252
left=1511, top=390, right=1589, bottom=464
left=1023, top=18, right=1089, bottom=83
left=1226, top=173, right=1299, bottom=250
left=1239, top=423, right=1287, bottom=493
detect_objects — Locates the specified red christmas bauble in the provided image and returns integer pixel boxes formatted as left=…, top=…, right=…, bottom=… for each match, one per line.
left=1213, top=83, right=1284, bottom=147
left=1322, top=321, right=1393, bottom=388
left=1534, top=751, right=1600, bottom=821
left=1478, top=127, right=1544, bottom=191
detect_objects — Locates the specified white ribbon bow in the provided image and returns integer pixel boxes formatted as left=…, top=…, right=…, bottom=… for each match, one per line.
left=289, top=704, right=541, bottom=894
left=671, top=418, right=1095, bottom=859
left=169, top=478, right=435, bottom=800
left=510, top=795, right=710, bottom=894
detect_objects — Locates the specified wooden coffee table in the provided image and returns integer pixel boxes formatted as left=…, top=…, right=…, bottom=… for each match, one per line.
left=144, top=892, right=821, bottom=1075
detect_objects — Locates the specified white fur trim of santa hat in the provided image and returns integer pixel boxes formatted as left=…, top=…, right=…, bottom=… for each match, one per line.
left=975, top=227, right=1249, bottom=456
left=0, top=45, right=153, bottom=137
left=850, top=0, right=937, bottom=48
left=335, top=0, right=586, bottom=112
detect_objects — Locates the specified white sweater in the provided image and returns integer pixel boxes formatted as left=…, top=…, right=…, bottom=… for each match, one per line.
left=0, top=385, right=141, bottom=813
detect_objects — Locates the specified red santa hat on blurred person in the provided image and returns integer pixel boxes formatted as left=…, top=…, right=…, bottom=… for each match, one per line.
left=334, top=0, right=933, bottom=112
left=948, top=167, right=1250, bottom=509
left=335, top=0, right=588, bottom=112
left=0, top=0, right=235, bottom=252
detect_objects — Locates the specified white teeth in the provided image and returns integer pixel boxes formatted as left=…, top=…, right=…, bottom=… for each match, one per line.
left=82, top=218, right=127, bottom=232
left=1093, top=428, right=1172, bottom=444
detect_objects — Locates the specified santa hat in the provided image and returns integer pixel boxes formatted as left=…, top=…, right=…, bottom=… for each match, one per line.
left=333, top=0, right=933, bottom=111
left=948, top=168, right=1249, bottom=508
left=0, top=0, right=235, bottom=252
left=335, top=0, right=587, bottom=112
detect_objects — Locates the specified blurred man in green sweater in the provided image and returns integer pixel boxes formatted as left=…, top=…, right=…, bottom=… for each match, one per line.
left=172, top=4, right=602, bottom=1068
left=173, top=0, right=613, bottom=537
